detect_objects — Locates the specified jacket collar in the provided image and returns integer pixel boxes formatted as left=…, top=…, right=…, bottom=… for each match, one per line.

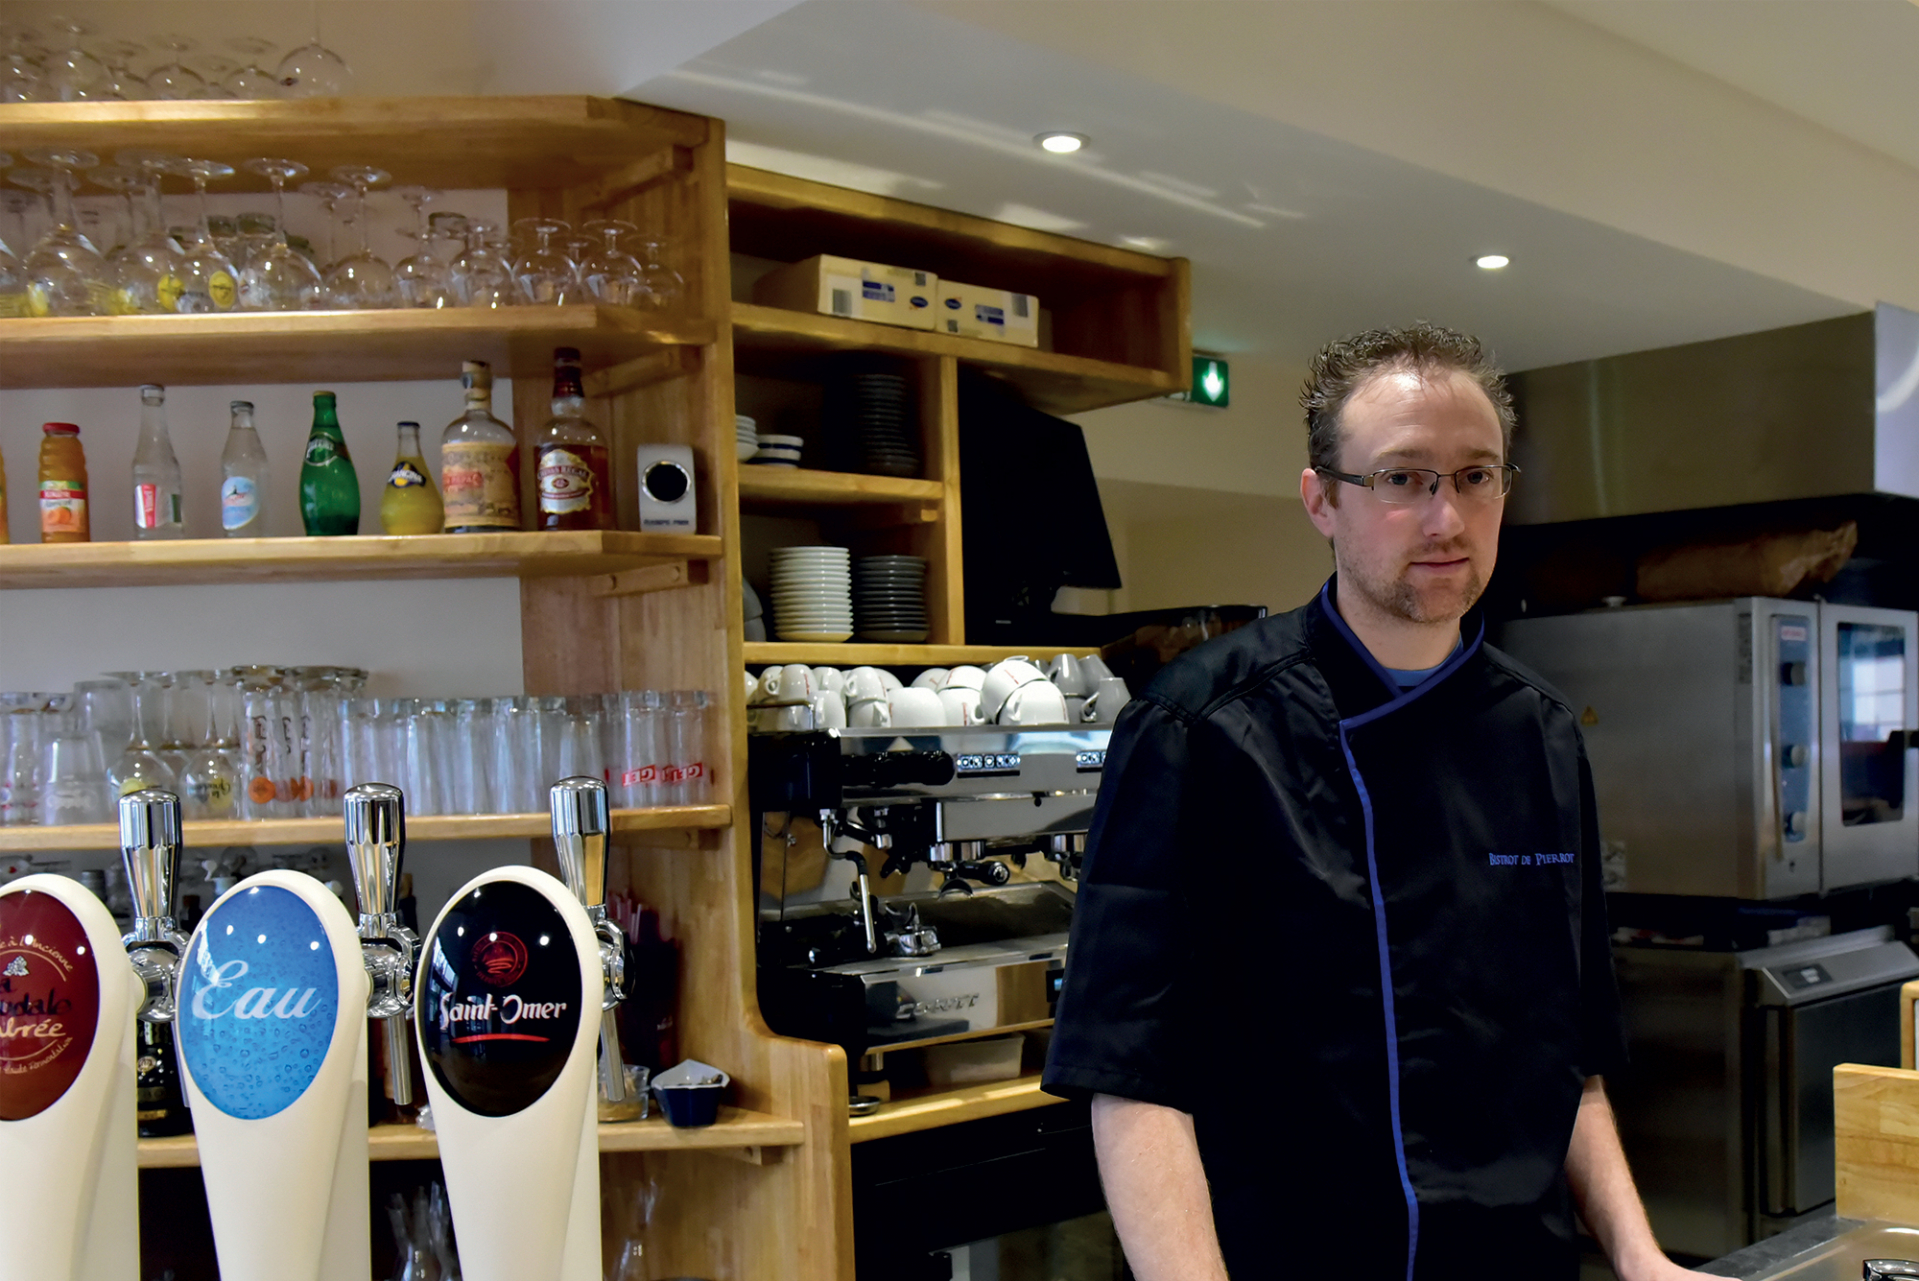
left=1306, top=577, right=1486, bottom=723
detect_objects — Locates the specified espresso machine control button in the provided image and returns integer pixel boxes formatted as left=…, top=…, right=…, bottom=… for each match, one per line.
left=1784, top=743, right=1810, bottom=769
left=1781, top=661, right=1809, bottom=687
left=1784, top=810, right=1809, bottom=838
left=843, top=750, right=955, bottom=789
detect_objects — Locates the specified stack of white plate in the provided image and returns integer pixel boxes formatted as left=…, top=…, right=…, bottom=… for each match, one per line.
left=855, top=554, right=928, bottom=642
left=754, top=433, right=804, bottom=467
left=770, top=546, right=852, bottom=642
left=736, top=414, right=758, bottom=461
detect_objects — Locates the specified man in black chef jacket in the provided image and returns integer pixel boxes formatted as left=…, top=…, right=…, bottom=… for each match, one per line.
left=1042, top=324, right=1705, bottom=1281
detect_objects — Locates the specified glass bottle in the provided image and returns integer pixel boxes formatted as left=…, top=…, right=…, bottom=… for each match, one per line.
left=219, top=399, right=270, bottom=536
left=380, top=420, right=443, bottom=535
left=135, top=1019, right=193, bottom=1137
left=36, top=422, right=88, bottom=543
left=299, top=390, right=361, bottom=536
left=131, top=385, right=185, bottom=540
left=440, top=359, right=521, bottom=533
left=535, top=346, right=613, bottom=531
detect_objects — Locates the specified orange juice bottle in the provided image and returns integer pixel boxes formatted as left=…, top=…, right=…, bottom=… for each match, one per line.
left=38, top=422, right=89, bottom=543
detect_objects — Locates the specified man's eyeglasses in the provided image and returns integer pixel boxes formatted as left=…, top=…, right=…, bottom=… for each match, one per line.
left=1315, top=464, right=1519, bottom=506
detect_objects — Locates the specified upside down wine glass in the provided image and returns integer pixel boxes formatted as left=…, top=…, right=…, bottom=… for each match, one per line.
left=392, top=185, right=454, bottom=308
left=109, top=150, right=188, bottom=314
left=511, top=217, right=580, bottom=305
left=167, top=158, right=239, bottom=312
left=323, top=164, right=396, bottom=308
left=12, top=149, right=113, bottom=316
left=240, top=157, right=322, bottom=310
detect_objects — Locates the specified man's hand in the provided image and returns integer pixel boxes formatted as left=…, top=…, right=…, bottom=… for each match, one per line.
left=1091, top=1094, right=1231, bottom=1281
left=1565, top=1075, right=1714, bottom=1280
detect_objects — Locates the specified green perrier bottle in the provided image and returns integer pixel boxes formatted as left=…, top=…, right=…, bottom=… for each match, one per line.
left=300, top=390, right=361, bottom=536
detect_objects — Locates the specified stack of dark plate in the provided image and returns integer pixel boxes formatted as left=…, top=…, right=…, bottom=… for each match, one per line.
left=850, top=373, right=920, bottom=478
left=854, top=555, right=929, bottom=643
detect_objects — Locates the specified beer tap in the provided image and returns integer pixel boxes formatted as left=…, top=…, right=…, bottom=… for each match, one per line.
left=550, top=777, right=629, bottom=1103
left=119, top=789, right=190, bottom=1023
left=343, top=783, right=417, bottom=1108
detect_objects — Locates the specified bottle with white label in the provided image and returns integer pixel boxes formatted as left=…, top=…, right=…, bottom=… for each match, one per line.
left=219, top=400, right=270, bottom=537
left=535, top=347, right=612, bottom=531
left=440, top=359, right=521, bottom=533
left=131, top=384, right=185, bottom=540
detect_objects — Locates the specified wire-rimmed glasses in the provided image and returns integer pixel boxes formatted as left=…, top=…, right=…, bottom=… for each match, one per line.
left=239, top=158, right=323, bottom=311
left=1314, top=464, right=1520, bottom=504
left=511, top=216, right=581, bottom=305
left=11, top=149, right=112, bottom=316
left=146, top=34, right=205, bottom=100
left=164, top=157, right=240, bottom=312
left=322, top=164, right=396, bottom=309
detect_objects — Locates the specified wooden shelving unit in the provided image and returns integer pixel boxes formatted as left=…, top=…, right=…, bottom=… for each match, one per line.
left=846, top=1075, right=1060, bottom=1144
left=744, top=641, right=1084, bottom=668
left=0, top=531, right=722, bottom=589
left=137, top=1108, right=805, bottom=1169
left=0, top=804, right=730, bottom=853
left=737, top=466, right=944, bottom=511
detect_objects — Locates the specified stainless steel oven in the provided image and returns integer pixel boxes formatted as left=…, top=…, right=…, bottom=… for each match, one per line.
left=1609, top=927, right=1919, bottom=1258
left=1501, top=599, right=1919, bottom=898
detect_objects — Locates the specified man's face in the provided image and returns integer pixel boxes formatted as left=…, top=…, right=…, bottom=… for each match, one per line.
left=1300, top=366, right=1506, bottom=628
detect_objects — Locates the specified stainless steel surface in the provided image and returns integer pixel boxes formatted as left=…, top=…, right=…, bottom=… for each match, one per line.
left=1501, top=599, right=1919, bottom=899
left=548, top=776, right=627, bottom=1104
left=343, top=782, right=417, bottom=1108
left=118, top=788, right=188, bottom=1024
left=1509, top=303, right=1919, bottom=523
left=1730, top=1222, right=1919, bottom=1280
left=1611, top=929, right=1919, bottom=1258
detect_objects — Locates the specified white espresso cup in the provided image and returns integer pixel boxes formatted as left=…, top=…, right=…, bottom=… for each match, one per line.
left=888, top=687, right=947, bottom=728
left=755, top=663, right=816, bottom=706
left=999, top=680, right=1070, bottom=726
left=944, top=665, right=986, bottom=692
left=812, top=690, right=848, bottom=729
left=910, top=668, right=952, bottom=691
left=810, top=667, right=847, bottom=698
left=938, top=684, right=985, bottom=726
left=1084, top=675, right=1132, bottom=723
left=848, top=696, right=892, bottom=728
left=980, top=659, right=1048, bottom=723
left=846, top=667, right=890, bottom=708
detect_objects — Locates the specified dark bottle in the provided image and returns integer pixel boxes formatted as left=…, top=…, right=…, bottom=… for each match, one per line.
left=135, top=1020, right=193, bottom=1137
left=534, top=347, right=613, bottom=531
left=299, top=390, right=361, bottom=536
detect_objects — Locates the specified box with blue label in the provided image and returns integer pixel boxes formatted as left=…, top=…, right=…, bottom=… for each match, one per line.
left=935, top=280, right=1040, bottom=347
left=752, top=254, right=937, bottom=331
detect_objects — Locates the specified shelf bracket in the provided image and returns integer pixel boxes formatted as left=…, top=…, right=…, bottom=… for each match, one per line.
left=593, top=559, right=707, bottom=598
left=694, top=1144, right=777, bottom=1167
left=585, top=347, right=701, bottom=398
left=578, top=146, right=694, bottom=211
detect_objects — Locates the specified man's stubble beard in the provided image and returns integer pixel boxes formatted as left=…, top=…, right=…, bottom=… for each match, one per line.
left=1337, top=540, right=1485, bottom=626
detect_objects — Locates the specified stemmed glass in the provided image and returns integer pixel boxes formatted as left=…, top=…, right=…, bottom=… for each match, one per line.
left=0, top=154, right=24, bottom=317
left=511, top=217, right=580, bottom=305
left=298, top=179, right=352, bottom=270
left=92, top=39, right=148, bottom=100
left=224, top=37, right=280, bottom=98
left=188, top=56, right=240, bottom=100
left=145, top=35, right=205, bottom=100
left=41, top=17, right=106, bottom=101
left=166, top=157, right=240, bottom=312
left=109, top=151, right=188, bottom=314
left=85, top=164, right=144, bottom=260
left=10, top=150, right=113, bottom=316
left=322, top=165, right=396, bottom=308
left=277, top=15, right=351, bottom=98
left=104, top=673, right=177, bottom=796
left=451, top=220, right=522, bottom=308
left=581, top=219, right=646, bottom=307
left=239, top=157, right=322, bottom=310
left=0, top=25, right=47, bottom=103
left=633, top=236, right=684, bottom=311
left=392, top=186, right=454, bottom=308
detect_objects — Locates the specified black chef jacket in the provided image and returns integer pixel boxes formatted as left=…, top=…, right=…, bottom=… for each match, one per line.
left=1043, top=581, right=1626, bottom=1281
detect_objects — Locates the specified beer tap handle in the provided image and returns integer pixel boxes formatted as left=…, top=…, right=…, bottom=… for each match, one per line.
left=119, top=789, right=189, bottom=1022
left=344, top=783, right=416, bottom=1107
left=551, top=776, right=628, bottom=1103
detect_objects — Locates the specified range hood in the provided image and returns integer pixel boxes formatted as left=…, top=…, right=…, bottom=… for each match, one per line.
left=1508, top=302, right=1919, bottom=525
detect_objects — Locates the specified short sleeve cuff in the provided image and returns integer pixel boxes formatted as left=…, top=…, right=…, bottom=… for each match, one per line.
left=1041, top=1062, right=1191, bottom=1112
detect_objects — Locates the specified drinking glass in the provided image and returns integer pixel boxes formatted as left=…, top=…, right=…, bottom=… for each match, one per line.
left=666, top=690, right=711, bottom=804
left=107, top=151, right=188, bottom=314
left=581, top=219, right=645, bottom=307
left=298, top=179, right=352, bottom=271
left=41, top=17, right=105, bottom=102
left=615, top=690, right=666, bottom=809
left=223, top=37, right=280, bottom=98
left=240, top=158, right=322, bottom=310
left=165, top=157, right=240, bottom=312
left=276, top=25, right=351, bottom=98
left=92, top=39, right=149, bottom=100
left=557, top=696, right=606, bottom=785
left=188, top=56, right=239, bottom=100
left=0, top=697, right=46, bottom=826
left=85, top=163, right=144, bottom=261
left=0, top=154, right=25, bottom=316
left=43, top=717, right=108, bottom=825
left=145, top=35, right=205, bottom=100
left=11, top=150, right=113, bottom=316
left=633, top=237, right=684, bottom=311
left=104, top=672, right=178, bottom=797
left=322, top=164, right=396, bottom=308
left=393, top=187, right=455, bottom=308
left=452, top=220, right=522, bottom=308
left=448, top=698, right=489, bottom=814
left=511, top=217, right=580, bottom=305
left=403, top=700, right=444, bottom=816
left=0, top=26, right=46, bottom=103
left=236, top=666, right=297, bottom=819
left=177, top=671, right=240, bottom=820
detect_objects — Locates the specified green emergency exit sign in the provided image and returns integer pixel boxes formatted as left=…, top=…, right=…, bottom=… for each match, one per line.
left=1170, top=356, right=1230, bottom=407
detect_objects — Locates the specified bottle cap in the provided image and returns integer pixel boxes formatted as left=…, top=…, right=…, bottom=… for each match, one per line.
left=41, top=422, right=80, bottom=435
left=554, top=347, right=581, bottom=365
left=462, top=360, right=493, bottom=395
left=397, top=420, right=420, bottom=429
left=139, top=384, right=164, bottom=403
left=314, top=390, right=337, bottom=402
left=230, top=400, right=253, bottom=413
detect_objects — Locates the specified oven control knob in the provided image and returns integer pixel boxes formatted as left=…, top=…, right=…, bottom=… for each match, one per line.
left=1784, top=743, right=1810, bottom=769
left=1781, top=661, right=1809, bottom=687
left=1784, top=810, right=1809, bottom=837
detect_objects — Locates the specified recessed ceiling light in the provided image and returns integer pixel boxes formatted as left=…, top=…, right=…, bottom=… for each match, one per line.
left=1036, top=132, right=1087, bottom=154
left=1476, top=254, right=1511, bottom=270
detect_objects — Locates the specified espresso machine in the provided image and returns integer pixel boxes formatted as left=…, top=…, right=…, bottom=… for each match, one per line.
left=750, top=725, right=1111, bottom=1110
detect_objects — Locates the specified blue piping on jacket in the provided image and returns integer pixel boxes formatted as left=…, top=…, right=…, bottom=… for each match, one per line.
left=1322, top=580, right=1485, bottom=1281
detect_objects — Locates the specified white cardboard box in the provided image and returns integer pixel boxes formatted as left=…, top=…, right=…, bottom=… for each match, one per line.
left=934, top=280, right=1040, bottom=347
left=752, top=254, right=937, bottom=330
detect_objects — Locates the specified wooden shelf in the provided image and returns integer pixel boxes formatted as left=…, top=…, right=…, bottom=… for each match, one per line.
left=0, top=805, right=730, bottom=853
left=0, top=96, right=707, bottom=193
left=136, top=1106, right=805, bottom=1169
left=847, top=1074, right=1064, bottom=1144
left=731, top=303, right=1180, bottom=417
left=0, top=307, right=716, bottom=390
left=744, top=642, right=1084, bottom=668
left=737, top=467, right=944, bottom=511
left=0, top=531, right=723, bottom=590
